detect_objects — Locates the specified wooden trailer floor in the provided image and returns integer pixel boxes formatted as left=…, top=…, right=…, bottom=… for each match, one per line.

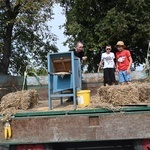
left=17, top=94, right=150, bottom=114
left=13, top=95, right=98, bottom=113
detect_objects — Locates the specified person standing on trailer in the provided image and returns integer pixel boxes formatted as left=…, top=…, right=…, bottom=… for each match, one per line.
left=70, top=42, right=87, bottom=63
left=97, top=44, right=116, bottom=86
left=66, top=42, right=87, bottom=102
left=115, top=41, right=133, bottom=85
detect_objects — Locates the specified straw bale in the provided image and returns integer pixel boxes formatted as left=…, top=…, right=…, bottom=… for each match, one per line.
left=144, top=77, right=150, bottom=82
left=97, top=80, right=150, bottom=107
left=139, top=85, right=150, bottom=102
left=1, top=107, right=16, bottom=122
left=98, top=84, right=139, bottom=106
left=0, top=89, right=39, bottom=111
left=133, top=82, right=150, bottom=102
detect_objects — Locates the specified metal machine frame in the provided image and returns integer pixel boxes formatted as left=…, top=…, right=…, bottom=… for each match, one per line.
left=47, top=51, right=82, bottom=110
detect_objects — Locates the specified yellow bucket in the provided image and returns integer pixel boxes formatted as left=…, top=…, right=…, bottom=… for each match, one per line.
left=77, top=90, right=91, bottom=107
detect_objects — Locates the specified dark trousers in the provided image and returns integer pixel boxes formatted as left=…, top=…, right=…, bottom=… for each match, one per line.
left=103, top=68, right=116, bottom=86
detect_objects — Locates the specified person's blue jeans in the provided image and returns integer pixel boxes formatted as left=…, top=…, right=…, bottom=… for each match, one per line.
left=118, top=70, right=131, bottom=83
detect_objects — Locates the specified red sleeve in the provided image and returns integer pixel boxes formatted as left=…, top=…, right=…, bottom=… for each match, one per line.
left=126, top=50, right=131, bottom=57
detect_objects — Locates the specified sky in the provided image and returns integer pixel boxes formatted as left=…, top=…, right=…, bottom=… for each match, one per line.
left=51, top=4, right=69, bottom=53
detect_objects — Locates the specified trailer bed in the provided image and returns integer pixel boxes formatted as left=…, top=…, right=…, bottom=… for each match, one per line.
left=0, top=97, right=150, bottom=145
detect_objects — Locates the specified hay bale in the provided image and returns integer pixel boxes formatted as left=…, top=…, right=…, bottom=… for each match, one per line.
left=98, top=81, right=150, bottom=107
left=144, top=77, right=150, bottom=82
left=98, top=84, right=140, bottom=106
left=0, top=90, right=39, bottom=111
left=98, top=86, right=110, bottom=101
left=1, top=107, right=16, bottom=122
left=20, top=90, right=39, bottom=110
left=134, top=82, right=150, bottom=102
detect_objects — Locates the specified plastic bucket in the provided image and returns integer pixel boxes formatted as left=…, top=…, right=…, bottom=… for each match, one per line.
left=77, top=90, right=91, bottom=107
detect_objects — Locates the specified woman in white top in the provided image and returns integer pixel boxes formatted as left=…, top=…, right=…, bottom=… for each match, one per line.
left=97, top=45, right=116, bottom=86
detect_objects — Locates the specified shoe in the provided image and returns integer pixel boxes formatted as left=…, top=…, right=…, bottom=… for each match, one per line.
left=66, top=97, right=73, bottom=102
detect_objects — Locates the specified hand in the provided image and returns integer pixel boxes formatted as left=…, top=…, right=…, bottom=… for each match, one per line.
left=126, top=69, right=130, bottom=74
left=82, top=56, right=87, bottom=60
left=115, top=68, right=119, bottom=73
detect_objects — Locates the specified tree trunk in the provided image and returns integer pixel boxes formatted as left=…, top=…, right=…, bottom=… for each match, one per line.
left=0, top=0, right=20, bottom=75
left=0, top=24, right=13, bottom=74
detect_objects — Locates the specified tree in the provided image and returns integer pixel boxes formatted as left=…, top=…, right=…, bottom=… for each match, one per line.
left=0, top=0, right=58, bottom=75
left=60, top=0, right=150, bottom=72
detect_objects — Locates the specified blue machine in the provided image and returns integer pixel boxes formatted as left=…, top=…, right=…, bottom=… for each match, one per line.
left=47, top=51, right=82, bottom=109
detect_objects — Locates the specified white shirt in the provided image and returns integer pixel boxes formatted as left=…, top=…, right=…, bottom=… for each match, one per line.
left=101, top=52, right=115, bottom=68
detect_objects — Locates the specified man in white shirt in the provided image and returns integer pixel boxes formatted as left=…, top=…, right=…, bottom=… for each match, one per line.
left=97, top=44, right=116, bottom=86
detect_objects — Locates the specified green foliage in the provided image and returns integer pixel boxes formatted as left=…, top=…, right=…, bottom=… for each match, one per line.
left=26, top=67, right=48, bottom=76
left=0, top=0, right=58, bottom=75
left=60, top=0, right=150, bottom=72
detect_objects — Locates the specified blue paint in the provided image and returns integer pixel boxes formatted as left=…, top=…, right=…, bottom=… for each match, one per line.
left=47, top=51, right=82, bottom=110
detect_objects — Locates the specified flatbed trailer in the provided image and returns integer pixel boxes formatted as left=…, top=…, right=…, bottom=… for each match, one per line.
left=0, top=73, right=149, bottom=149
left=0, top=106, right=150, bottom=150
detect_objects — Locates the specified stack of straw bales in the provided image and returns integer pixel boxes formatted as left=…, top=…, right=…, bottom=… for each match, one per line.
left=98, top=79, right=150, bottom=106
